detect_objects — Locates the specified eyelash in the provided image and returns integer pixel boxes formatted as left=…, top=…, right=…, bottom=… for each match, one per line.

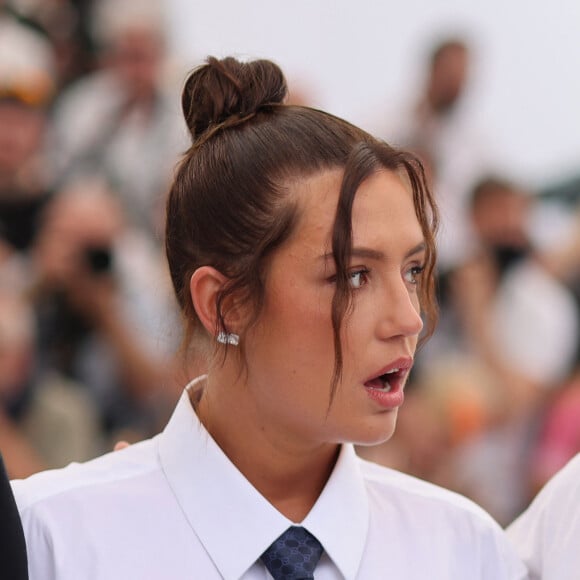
left=405, top=264, right=425, bottom=286
left=348, top=268, right=370, bottom=289
left=330, top=264, right=426, bottom=289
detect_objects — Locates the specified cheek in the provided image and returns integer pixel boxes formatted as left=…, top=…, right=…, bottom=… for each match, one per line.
left=250, top=287, right=335, bottom=373
left=279, top=294, right=334, bottom=355
left=243, top=292, right=338, bottom=420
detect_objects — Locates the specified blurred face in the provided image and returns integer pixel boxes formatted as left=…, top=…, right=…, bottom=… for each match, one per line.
left=428, top=46, right=469, bottom=113
left=0, top=102, right=45, bottom=175
left=241, top=168, right=426, bottom=447
left=0, top=295, right=34, bottom=398
left=112, top=29, right=163, bottom=100
left=472, top=188, right=531, bottom=248
left=34, top=190, right=124, bottom=285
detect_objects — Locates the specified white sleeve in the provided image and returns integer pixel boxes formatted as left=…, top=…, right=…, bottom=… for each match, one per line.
left=18, top=505, right=58, bottom=580
left=506, top=453, right=580, bottom=580
left=478, top=517, right=530, bottom=580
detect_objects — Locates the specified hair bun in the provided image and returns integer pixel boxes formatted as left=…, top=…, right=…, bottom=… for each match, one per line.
left=181, top=56, right=288, bottom=141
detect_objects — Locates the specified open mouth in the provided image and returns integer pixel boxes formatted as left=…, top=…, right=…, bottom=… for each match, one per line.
left=365, top=368, right=405, bottom=393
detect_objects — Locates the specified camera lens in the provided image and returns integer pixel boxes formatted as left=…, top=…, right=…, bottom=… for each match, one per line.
left=85, top=247, right=113, bottom=274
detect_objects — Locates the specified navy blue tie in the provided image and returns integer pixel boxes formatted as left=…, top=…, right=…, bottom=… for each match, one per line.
left=261, top=526, right=323, bottom=580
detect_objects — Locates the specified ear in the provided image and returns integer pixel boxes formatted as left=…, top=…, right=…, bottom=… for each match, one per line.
left=189, top=266, right=227, bottom=336
left=189, top=266, right=231, bottom=338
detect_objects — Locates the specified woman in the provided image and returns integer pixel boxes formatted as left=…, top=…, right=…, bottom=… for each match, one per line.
left=12, top=57, right=526, bottom=579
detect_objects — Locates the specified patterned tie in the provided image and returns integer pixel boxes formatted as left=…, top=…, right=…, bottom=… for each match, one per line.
left=261, top=526, right=324, bottom=580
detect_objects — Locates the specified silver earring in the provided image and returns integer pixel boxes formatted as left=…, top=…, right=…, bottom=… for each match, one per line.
left=217, top=331, right=239, bottom=346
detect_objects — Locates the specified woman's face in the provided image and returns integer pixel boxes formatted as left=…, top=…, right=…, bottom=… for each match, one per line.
left=242, top=168, right=426, bottom=448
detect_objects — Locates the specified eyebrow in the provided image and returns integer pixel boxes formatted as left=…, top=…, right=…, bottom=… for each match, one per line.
left=321, top=241, right=426, bottom=262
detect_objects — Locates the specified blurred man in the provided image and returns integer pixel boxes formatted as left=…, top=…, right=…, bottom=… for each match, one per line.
left=0, top=15, right=55, bottom=261
left=50, top=0, right=186, bottom=240
left=383, top=37, right=492, bottom=272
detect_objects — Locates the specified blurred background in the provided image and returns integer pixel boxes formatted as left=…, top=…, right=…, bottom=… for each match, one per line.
left=169, top=0, right=580, bottom=188
left=1, top=0, right=579, bottom=527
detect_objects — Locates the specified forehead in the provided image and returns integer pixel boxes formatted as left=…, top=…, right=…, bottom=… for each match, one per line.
left=289, top=168, right=423, bottom=255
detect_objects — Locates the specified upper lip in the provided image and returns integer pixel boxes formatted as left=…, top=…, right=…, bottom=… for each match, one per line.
left=364, top=357, right=413, bottom=383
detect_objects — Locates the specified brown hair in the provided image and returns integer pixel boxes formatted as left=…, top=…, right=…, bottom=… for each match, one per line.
left=166, top=56, right=438, bottom=394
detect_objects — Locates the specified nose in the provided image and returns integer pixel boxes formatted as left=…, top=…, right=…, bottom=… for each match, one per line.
left=376, top=280, right=424, bottom=340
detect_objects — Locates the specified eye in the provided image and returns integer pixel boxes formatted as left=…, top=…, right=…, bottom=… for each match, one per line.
left=404, top=264, right=425, bottom=286
left=349, top=268, right=370, bottom=289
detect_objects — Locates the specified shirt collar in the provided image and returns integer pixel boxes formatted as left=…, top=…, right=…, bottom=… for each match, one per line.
left=159, top=377, right=369, bottom=580
left=302, top=443, right=369, bottom=579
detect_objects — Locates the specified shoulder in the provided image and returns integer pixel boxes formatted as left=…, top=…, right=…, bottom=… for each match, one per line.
left=12, top=436, right=160, bottom=514
left=58, top=71, right=118, bottom=105
left=358, top=456, right=497, bottom=525
left=10, top=436, right=187, bottom=580
left=509, top=452, right=580, bottom=529
left=546, top=451, right=580, bottom=487
left=357, top=458, right=528, bottom=578
left=52, top=72, right=122, bottom=128
left=507, top=454, right=580, bottom=579
left=536, top=452, right=580, bottom=503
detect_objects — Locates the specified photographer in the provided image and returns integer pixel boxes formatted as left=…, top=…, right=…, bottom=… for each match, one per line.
left=31, top=180, right=184, bottom=445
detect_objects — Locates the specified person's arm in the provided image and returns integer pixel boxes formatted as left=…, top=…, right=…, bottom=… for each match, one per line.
left=539, top=210, right=580, bottom=285
left=74, top=274, right=171, bottom=402
left=0, top=411, right=46, bottom=479
left=450, top=256, right=542, bottom=420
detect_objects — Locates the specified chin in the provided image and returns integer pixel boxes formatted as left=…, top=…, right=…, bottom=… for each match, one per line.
left=344, top=412, right=399, bottom=447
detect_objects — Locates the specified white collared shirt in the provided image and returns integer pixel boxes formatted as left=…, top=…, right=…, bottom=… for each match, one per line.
left=507, top=453, right=580, bottom=580
left=13, top=379, right=527, bottom=579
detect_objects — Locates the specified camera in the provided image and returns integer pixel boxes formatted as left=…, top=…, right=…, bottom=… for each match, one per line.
left=84, top=246, right=113, bottom=274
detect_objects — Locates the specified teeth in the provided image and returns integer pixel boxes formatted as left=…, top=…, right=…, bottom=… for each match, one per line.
left=376, top=375, right=393, bottom=392
left=376, top=368, right=402, bottom=391
left=366, top=368, right=403, bottom=392
left=377, top=381, right=392, bottom=392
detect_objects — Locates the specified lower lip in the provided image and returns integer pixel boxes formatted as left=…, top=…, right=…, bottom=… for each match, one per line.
left=364, top=379, right=405, bottom=409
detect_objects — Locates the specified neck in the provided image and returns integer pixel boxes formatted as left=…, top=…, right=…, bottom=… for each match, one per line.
left=195, top=369, right=340, bottom=522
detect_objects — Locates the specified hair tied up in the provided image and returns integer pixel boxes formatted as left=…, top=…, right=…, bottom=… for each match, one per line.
left=188, top=111, right=257, bottom=151
left=181, top=56, right=288, bottom=143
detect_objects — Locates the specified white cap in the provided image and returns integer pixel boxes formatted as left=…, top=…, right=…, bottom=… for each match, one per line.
left=0, top=16, right=55, bottom=105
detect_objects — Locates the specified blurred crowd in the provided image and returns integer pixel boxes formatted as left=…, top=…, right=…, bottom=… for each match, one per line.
left=358, top=39, right=580, bottom=525
left=1, top=0, right=579, bottom=527
left=0, top=0, right=190, bottom=479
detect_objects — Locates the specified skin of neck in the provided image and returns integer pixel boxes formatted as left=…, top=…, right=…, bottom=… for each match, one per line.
left=194, top=358, right=340, bottom=523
